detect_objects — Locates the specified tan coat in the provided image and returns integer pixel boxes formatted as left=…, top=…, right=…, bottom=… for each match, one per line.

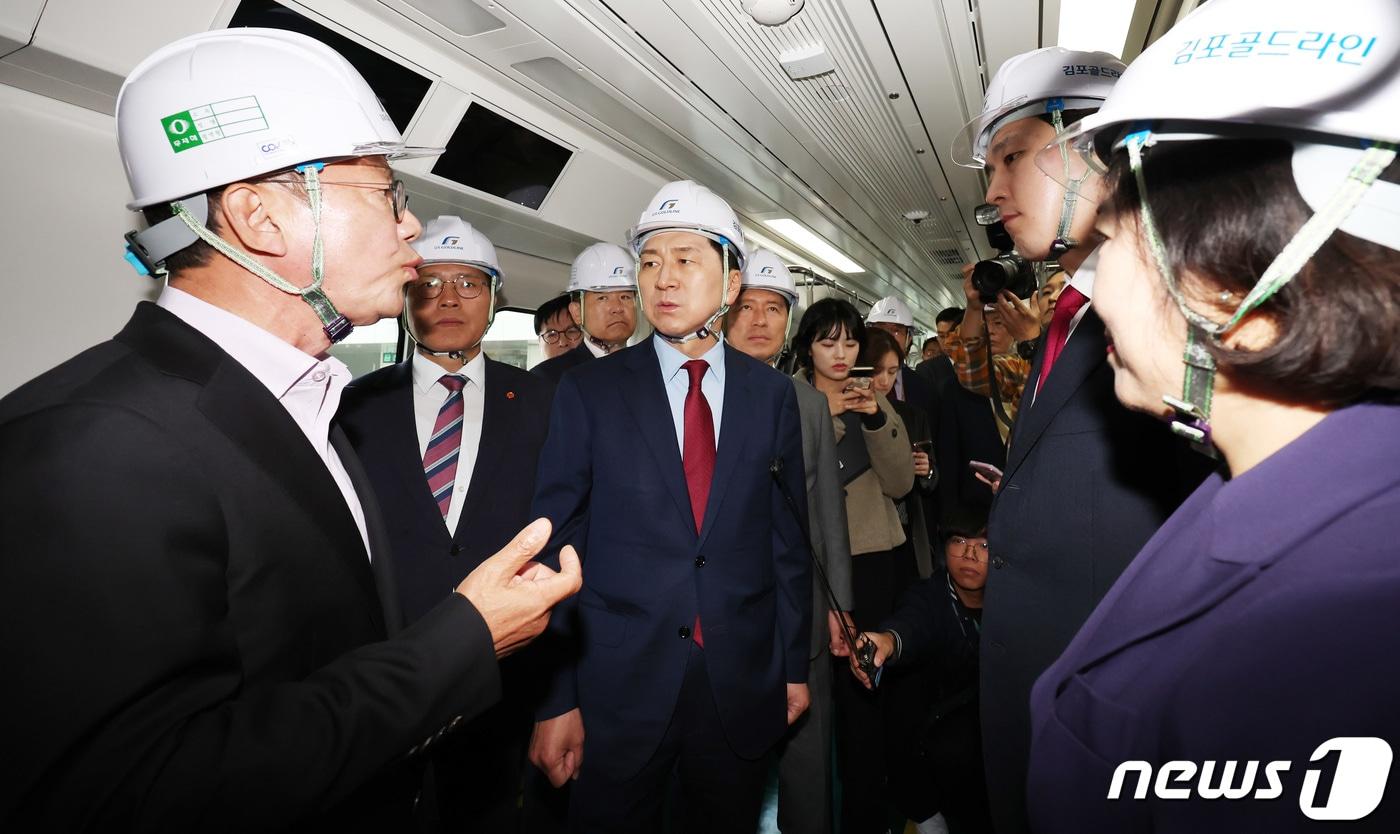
left=831, top=391, right=916, bottom=556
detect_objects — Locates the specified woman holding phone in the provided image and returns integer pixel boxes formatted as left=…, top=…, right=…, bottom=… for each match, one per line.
left=795, top=298, right=915, bottom=834
left=1023, top=0, right=1400, bottom=830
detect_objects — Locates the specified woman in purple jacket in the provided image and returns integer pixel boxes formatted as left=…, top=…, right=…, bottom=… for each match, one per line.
left=1022, top=1, right=1400, bottom=831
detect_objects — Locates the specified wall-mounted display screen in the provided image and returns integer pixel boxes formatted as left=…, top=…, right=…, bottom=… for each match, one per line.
left=228, top=0, right=432, bottom=133
left=432, top=104, right=573, bottom=211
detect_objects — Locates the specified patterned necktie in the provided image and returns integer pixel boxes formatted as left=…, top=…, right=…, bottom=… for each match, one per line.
left=423, top=375, right=466, bottom=520
left=682, top=359, right=715, bottom=648
left=1035, top=284, right=1089, bottom=396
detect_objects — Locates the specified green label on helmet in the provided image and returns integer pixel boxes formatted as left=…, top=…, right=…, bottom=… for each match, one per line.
left=162, top=97, right=269, bottom=154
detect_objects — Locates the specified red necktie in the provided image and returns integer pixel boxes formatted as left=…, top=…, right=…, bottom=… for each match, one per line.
left=1035, top=285, right=1089, bottom=395
left=682, top=359, right=715, bottom=647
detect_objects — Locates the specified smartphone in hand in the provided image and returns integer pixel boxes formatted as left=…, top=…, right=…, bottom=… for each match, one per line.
left=968, top=460, right=1003, bottom=482
left=844, top=366, right=875, bottom=391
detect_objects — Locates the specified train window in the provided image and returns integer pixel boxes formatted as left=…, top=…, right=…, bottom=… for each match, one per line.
left=482, top=308, right=544, bottom=371
left=227, top=0, right=432, bottom=133
left=432, top=104, right=573, bottom=211
left=328, top=317, right=404, bottom=378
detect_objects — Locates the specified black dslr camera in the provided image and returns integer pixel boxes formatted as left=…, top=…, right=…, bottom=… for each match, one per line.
left=972, top=204, right=1038, bottom=304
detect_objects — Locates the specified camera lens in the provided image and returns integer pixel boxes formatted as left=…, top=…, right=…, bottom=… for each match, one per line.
left=972, top=255, right=1038, bottom=304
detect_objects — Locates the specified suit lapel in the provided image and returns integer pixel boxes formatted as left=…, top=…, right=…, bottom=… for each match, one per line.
left=698, top=347, right=753, bottom=548
left=619, top=341, right=696, bottom=534
left=455, top=359, right=511, bottom=543
left=1004, top=308, right=1107, bottom=480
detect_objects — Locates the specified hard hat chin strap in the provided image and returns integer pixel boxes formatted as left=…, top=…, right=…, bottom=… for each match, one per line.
left=169, top=161, right=353, bottom=343
left=576, top=290, right=632, bottom=353
left=404, top=277, right=499, bottom=361
left=1048, top=102, right=1090, bottom=259
left=1126, top=131, right=1397, bottom=459
left=653, top=245, right=733, bottom=345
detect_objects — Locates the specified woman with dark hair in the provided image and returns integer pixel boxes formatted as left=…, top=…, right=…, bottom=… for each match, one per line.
left=794, top=298, right=914, bottom=834
left=1024, top=1, right=1400, bottom=831
left=864, top=327, right=938, bottom=579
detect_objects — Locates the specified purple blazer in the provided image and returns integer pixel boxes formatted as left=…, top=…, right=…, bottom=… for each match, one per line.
left=1027, top=403, right=1400, bottom=832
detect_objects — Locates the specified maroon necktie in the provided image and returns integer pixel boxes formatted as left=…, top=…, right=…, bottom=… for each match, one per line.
left=423, top=375, right=466, bottom=520
left=682, top=359, right=714, bottom=647
left=1035, top=285, right=1089, bottom=395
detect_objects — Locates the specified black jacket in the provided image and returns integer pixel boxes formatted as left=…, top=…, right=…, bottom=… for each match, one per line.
left=530, top=342, right=592, bottom=384
left=0, top=303, right=499, bottom=832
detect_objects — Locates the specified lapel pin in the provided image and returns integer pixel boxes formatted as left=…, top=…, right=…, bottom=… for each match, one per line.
left=506, top=391, right=516, bottom=400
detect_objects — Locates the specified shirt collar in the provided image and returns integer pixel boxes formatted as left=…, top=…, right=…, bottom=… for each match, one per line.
left=654, top=333, right=726, bottom=384
left=157, top=285, right=339, bottom=401
left=411, top=348, right=485, bottom=394
left=1066, top=246, right=1099, bottom=300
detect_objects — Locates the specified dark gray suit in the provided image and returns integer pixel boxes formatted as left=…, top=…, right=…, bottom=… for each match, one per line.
left=776, top=375, right=853, bottom=834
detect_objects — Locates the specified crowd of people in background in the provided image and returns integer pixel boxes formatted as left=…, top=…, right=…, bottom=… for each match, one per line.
left=5, top=1, right=1399, bottom=832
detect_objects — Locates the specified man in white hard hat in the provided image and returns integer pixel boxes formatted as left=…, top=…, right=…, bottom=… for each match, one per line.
left=0, top=29, right=578, bottom=831
left=727, top=248, right=853, bottom=834
left=532, top=242, right=639, bottom=384
left=947, top=46, right=1209, bottom=834
left=527, top=181, right=812, bottom=832
left=339, top=215, right=557, bottom=832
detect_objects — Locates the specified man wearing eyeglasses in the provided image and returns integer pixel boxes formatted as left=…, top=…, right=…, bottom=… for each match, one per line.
left=531, top=242, right=639, bottom=385
left=535, top=295, right=583, bottom=361
left=339, top=215, right=557, bottom=832
left=849, top=506, right=995, bottom=834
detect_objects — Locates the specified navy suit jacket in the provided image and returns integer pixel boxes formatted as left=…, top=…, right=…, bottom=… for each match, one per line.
left=982, top=306, right=1210, bottom=834
left=530, top=338, right=811, bottom=777
left=531, top=342, right=592, bottom=384
left=339, top=356, right=554, bottom=627
left=1027, top=403, right=1400, bottom=832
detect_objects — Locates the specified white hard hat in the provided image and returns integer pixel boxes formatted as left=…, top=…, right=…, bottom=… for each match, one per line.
left=628, top=180, right=748, bottom=268
left=1055, top=0, right=1400, bottom=251
left=866, top=296, right=914, bottom=328
left=740, top=248, right=799, bottom=305
left=951, top=46, right=1125, bottom=168
left=567, top=242, right=637, bottom=293
left=414, top=216, right=503, bottom=282
left=117, top=28, right=440, bottom=209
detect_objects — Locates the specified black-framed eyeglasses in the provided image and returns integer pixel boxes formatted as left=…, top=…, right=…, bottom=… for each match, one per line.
left=267, top=177, right=409, bottom=223
left=541, top=325, right=583, bottom=345
left=409, top=273, right=490, bottom=301
left=947, top=535, right=990, bottom=563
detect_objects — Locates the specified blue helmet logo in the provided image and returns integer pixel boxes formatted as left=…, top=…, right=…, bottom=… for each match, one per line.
left=658, top=199, right=679, bottom=211
left=760, top=266, right=775, bottom=275
left=441, top=236, right=461, bottom=246
left=611, top=266, right=626, bottom=275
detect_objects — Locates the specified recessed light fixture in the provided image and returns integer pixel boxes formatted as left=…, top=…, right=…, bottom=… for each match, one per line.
left=763, top=219, right=865, bottom=273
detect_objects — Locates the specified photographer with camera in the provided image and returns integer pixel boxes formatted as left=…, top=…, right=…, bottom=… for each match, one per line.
left=947, top=258, right=1040, bottom=427
left=951, top=46, right=1212, bottom=834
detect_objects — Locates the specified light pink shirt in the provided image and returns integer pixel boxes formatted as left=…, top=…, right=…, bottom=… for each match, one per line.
left=157, top=286, right=372, bottom=559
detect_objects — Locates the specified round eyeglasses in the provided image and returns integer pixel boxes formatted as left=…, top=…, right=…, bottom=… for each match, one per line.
left=947, top=536, right=990, bottom=563
left=541, top=325, right=583, bottom=345
left=267, top=177, right=409, bottom=223
left=409, top=273, right=490, bottom=301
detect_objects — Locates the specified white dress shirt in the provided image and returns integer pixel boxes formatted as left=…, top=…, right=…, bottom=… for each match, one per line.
left=584, top=337, right=611, bottom=359
left=157, top=286, right=371, bottom=558
left=410, top=349, right=485, bottom=535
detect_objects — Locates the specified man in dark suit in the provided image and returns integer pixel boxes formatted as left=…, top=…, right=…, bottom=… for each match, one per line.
left=916, top=307, right=964, bottom=394
left=0, top=29, right=579, bottom=832
left=531, top=242, right=638, bottom=384
left=526, top=181, right=812, bottom=833
left=957, top=46, right=1209, bottom=833
left=339, top=215, right=556, bottom=832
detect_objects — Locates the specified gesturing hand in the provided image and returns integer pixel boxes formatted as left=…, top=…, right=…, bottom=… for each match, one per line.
left=455, top=518, right=582, bottom=658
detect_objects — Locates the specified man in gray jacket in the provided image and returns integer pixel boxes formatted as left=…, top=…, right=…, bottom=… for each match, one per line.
left=725, top=249, right=852, bottom=834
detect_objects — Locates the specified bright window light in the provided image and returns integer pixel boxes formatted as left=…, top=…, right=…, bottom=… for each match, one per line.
left=762, top=219, right=865, bottom=274
left=1057, top=0, right=1135, bottom=57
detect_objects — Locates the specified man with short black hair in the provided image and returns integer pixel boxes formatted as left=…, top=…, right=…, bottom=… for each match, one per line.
left=534, top=294, right=580, bottom=362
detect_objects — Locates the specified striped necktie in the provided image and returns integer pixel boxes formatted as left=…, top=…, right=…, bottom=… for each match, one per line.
left=424, top=374, right=466, bottom=520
